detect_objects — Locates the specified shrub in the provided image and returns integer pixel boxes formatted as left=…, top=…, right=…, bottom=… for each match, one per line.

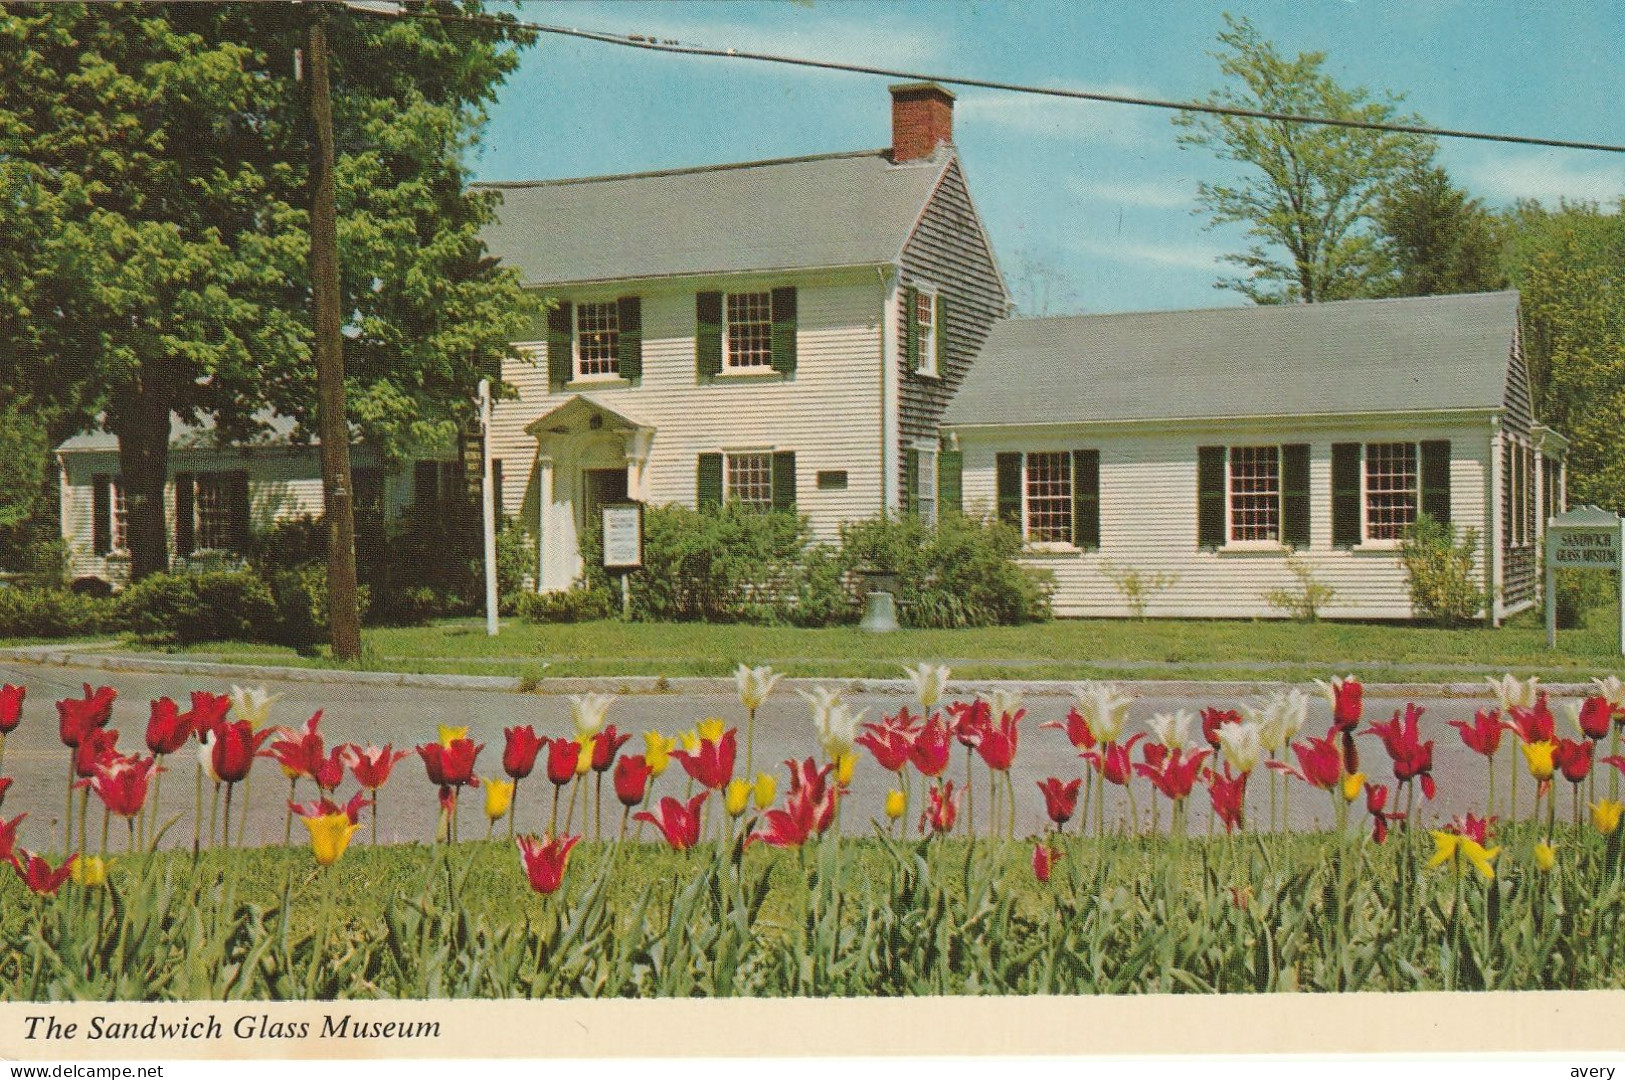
left=263, top=565, right=371, bottom=649
left=495, top=520, right=535, bottom=616
left=1555, top=566, right=1612, bottom=630
left=514, top=585, right=617, bottom=624
left=117, top=571, right=279, bottom=645
left=1098, top=561, right=1179, bottom=620
left=1263, top=556, right=1336, bottom=622
left=1399, top=514, right=1487, bottom=627
left=0, top=587, right=119, bottom=638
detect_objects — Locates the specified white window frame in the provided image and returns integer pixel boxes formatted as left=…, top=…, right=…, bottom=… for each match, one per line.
left=914, top=284, right=939, bottom=378
left=572, top=300, right=621, bottom=381
left=723, top=291, right=775, bottom=372
left=916, top=443, right=939, bottom=528
left=724, top=449, right=775, bottom=509
left=1226, top=445, right=1282, bottom=547
left=193, top=472, right=233, bottom=552
left=107, top=475, right=129, bottom=554
left=1360, top=441, right=1420, bottom=546
left=1022, top=450, right=1075, bottom=548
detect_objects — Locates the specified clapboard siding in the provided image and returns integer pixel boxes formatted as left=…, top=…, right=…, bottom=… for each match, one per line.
left=1499, top=321, right=1538, bottom=611
left=957, top=417, right=1494, bottom=619
left=896, top=157, right=1006, bottom=490
left=490, top=269, right=885, bottom=551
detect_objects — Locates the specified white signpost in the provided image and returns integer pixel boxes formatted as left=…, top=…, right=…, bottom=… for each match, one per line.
left=1545, top=505, right=1625, bottom=655
left=602, top=503, right=643, bottom=619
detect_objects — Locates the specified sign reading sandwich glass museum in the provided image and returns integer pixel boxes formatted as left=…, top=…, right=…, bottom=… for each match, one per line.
left=602, top=503, right=643, bottom=570
left=1545, top=505, right=1625, bottom=655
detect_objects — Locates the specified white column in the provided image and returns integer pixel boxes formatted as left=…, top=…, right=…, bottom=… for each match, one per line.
left=879, top=265, right=902, bottom=515
left=624, top=428, right=653, bottom=502
left=535, top=454, right=554, bottom=594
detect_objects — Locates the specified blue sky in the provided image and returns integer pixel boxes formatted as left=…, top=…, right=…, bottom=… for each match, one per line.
left=471, top=1, right=1625, bottom=315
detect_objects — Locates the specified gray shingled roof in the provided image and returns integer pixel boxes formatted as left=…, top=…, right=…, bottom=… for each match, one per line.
left=477, top=150, right=948, bottom=287
left=943, top=291, right=1522, bottom=428
left=56, top=411, right=305, bottom=453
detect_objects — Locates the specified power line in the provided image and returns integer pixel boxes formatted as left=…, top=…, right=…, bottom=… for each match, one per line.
left=346, top=2, right=1625, bottom=155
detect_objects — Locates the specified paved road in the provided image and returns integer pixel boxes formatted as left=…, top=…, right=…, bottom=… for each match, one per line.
left=0, top=660, right=1568, bottom=854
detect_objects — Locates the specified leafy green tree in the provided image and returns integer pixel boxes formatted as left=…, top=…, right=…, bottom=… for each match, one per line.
left=1378, top=164, right=1507, bottom=297
left=1174, top=15, right=1434, bottom=303
left=0, top=4, right=536, bottom=580
left=1501, top=199, right=1625, bottom=510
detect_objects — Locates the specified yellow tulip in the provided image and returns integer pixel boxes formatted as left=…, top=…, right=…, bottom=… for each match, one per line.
left=1428, top=831, right=1500, bottom=882
left=438, top=725, right=469, bottom=749
left=1534, top=842, right=1557, bottom=872
left=643, top=732, right=674, bottom=778
left=575, top=746, right=592, bottom=776
left=836, top=752, right=856, bottom=787
left=71, top=855, right=109, bottom=888
left=1341, top=771, right=1365, bottom=803
left=696, top=717, right=727, bottom=744
left=885, top=789, right=907, bottom=820
left=753, top=772, right=776, bottom=810
left=725, top=778, right=751, bottom=818
left=1522, top=740, right=1556, bottom=782
left=302, top=812, right=360, bottom=867
left=679, top=729, right=701, bottom=754
left=484, top=778, right=515, bottom=822
left=1590, top=799, right=1624, bottom=836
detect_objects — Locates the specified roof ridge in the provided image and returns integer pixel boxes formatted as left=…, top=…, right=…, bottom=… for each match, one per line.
left=1005, top=289, right=1521, bottom=327
left=475, top=147, right=909, bottom=190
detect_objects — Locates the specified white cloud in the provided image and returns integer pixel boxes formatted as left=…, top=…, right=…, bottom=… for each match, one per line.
left=1456, top=150, right=1625, bottom=207
left=956, top=86, right=1170, bottom=149
left=1068, top=176, right=1194, bottom=210
left=1072, top=238, right=1224, bottom=273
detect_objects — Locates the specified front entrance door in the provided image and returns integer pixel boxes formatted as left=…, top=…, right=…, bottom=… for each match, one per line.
left=582, top=468, right=629, bottom=538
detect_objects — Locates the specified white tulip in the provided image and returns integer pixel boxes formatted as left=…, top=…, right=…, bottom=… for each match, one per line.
left=1592, top=675, right=1625, bottom=709
left=1217, top=720, right=1265, bottom=774
left=818, top=702, right=866, bottom=760
left=902, top=663, right=951, bottom=710
left=797, top=686, right=843, bottom=747
left=1486, top=674, right=1539, bottom=713
left=1277, top=688, right=1309, bottom=744
left=1147, top=709, right=1197, bottom=750
left=197, top=727, right=220, bottom=783
left=980, top=687, right=1023, bottom=724
left=1240, top=699, right=1286, bottom=754
left=1071, top=682, right=1133, bottom=743
left=734, top=664, right=782, bottom=711
left=228, top=684, right=279, bottom=729
left=569, top=692, right=615, bottom=740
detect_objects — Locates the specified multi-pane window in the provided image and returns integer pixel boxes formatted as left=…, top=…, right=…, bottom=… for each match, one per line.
left=108, top=477, right=128, bottom=552
left=915, top=288, right=938, bottom=377
left=726, top=451, right=774, bottom=508
left=725, top=292, right=774, bottom=370
left=1228, top=445, right=1280, bottom=542
left=917, top=446, right=939, bottom=528
left=1025, top=451, right=1073, bottom=543
left=1365, top=442, right=1418, bottom=540
left=194, top=473, right=230, bottom=551
left=575, top=301, right=619, bottom=377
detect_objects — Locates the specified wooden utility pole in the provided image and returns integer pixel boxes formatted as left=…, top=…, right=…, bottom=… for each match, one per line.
left=305, top=3, right=363, bottom=661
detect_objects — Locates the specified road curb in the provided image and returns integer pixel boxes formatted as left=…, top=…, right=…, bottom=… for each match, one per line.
left=0, top=645, right=1604, bottom=701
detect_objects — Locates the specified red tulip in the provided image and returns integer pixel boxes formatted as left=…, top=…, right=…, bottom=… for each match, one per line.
left=503, top=726, right=544, bottom=780
left=56, top=684, right=115, bottom=749
left=1136, top=747, right=1210, bottom=802
left=342, top=744, right=408, bottom=791
left=1036, top=776, right=1082, bottom=825
left=186, top=691, right=233, bottom=742
left=74, top=727, right=119, bottom=779
left=976, top=710, right=1021, bottom=772
left=946, top=699, right=991, bottom=748
left=1364, top=782, right=1405, bottom=844
left=1042, top=706, right=1098, bottom=751
left=856, top=720, right=915, bottom=773
left=634, top=792, right=707, bottom=851
left=1083, top=734, right=1145, bottom=787
left=1448, top=709, right=1503, bottom=758
left=14, top=850, right=76, bottom=896
left=1032, top=842, right=1061, bottom=883
left=1205, top=765, right=1248, bottom=833
left=751, top=759, right=838, bottom=848
left=211, top=721, right=275, bottom=784
left=88, top=755, right=159, bottom=819
left=1366, top=705, right=1436, bottom=799
left=271, top=713, right=328, bottom=782
left=1199, top=707, right=1240, bottom=751
left=1554, top=738, right=1593, bottom=784
left=1506, top=694, right=1556, bottom=744
left=0, top=812, right=23, bottom=868
left=0, top=777, right=10, bottom=808
left=1577, top=696, right=1616, bottom=741
left=920, top=780, right=960, bottom=835
left=1328, top=679, right=1363, bottom=733
left=544, top=738, right=580, bottom=786
left=1142, top=742, right=1168, bottom=770
left=290, top=790, right=371, bottom=825
left=613, top=754, right=653, bottom=807
left=0, top=683, right=25, bottom=734
left=1603, top=755, right=1625, bottom=778
left=908, top=715, right=953, bottom=777
left=1446, top=812, right=1496, bottom=846
left=1268, top=732, right=1343, bottom=791
left=517, top=833, right=581, bottom=895
left=145, top=698, right=194, bottom=756
left=670, top=729, right=737, bottom=791
left=591, top=725, right=632, bottom=773
left=417, top=738, right=481, bottom=788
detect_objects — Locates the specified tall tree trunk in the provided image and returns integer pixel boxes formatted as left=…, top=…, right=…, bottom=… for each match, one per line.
left=107, top=385, right=173, bottom=581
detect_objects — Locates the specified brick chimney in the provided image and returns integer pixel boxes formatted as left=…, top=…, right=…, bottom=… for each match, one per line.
left=890, top=82, right=954, bottom=163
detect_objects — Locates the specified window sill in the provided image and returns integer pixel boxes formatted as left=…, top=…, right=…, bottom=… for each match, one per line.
left=1024, top=542, right=1086, bottom=557
left=708, top=370, right=787, bottom=384
left=1350, top=540, right=1404, bottom=553
left=565, top=376, right=632, bottom=390
left=1216, top=542, right=1292, bottom=555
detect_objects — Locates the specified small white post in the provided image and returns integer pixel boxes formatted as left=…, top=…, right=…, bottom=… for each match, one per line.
left=1545, top=526, right=1557, bottom=650
left=479, top=379, right=499, bottom=637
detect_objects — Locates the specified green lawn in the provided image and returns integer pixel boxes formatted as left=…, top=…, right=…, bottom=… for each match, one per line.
left=49, top=599, right=1625, bottom=683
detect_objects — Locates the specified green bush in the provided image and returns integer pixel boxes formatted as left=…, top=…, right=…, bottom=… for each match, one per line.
left=263, top=565, right=370, bottom=649
left=496, top=520, right=535, bottom=616
left=1399, top=514, right=1488, bottom=627
left=0, top=587, right=119, bottom=638
left=1556, top=566, right=1613, bottom=630
left=514, top=585, right=617, bottom=624
left=117, top=571, right=279, bottom=646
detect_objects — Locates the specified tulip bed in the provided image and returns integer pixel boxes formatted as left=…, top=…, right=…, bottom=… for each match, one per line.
left=0, top=671, right=1623, bottom=998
